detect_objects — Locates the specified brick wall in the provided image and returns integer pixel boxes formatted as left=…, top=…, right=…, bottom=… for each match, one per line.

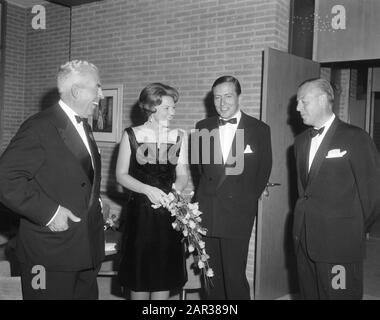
left=332, top=69, right=350, bottom=122
left=321, top=67, right=359, bottom=126
left=320, top=67, right=331, bottom=81
left=71, top=0, right=290, bottom=298
left=71, top=0, right=290, bottom=195
left=1, top=2, right=70, bottom=150
left=2, top=4, right=26, bottom=150
left=25, top=3, right=71, bottom=118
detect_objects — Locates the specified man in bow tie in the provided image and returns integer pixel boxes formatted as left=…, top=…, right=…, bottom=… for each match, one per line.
left=293, top=78, right=380, bottom=299
left=194, top=75, right=272, bottom=299
left=0, top=60, right=105, bottom=299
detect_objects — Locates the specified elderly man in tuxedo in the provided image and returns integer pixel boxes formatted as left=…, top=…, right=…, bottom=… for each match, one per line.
left=194, top=75, right=272, bottom=300
left=293, top=78, right=380, bottom=299
left=0, top=60, right=105, bottom=299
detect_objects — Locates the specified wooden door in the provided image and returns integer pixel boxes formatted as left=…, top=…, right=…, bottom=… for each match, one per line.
left=254, top=48, right=320, bottom=299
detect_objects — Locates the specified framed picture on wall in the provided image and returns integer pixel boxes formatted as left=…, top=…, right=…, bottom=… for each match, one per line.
left=89, top=84, right=123, bottom=143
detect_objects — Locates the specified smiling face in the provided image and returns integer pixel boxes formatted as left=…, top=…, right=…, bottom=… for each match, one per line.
left=213, top=82, right=241, bottom=119
left=151, top=95, right=176, bottom=127
left=74, top=70, right=104, bottom=118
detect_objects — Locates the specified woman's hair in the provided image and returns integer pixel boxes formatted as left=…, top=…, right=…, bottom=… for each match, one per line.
left=138, top=83, right=179, bottom=117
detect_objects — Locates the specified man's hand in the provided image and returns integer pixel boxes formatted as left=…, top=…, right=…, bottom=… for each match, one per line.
left=47, top=206, right=81, bottom=232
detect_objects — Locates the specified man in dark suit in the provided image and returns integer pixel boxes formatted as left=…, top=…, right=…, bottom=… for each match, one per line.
left=293, top=78, right=380, bottom=299
left=194, top=76, right=272, bottom=300
left=0, top=60, right=105, bottom=299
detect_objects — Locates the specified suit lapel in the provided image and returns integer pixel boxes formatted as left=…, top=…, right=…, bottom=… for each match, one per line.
left=87, top=127, right=101, bottom=176
left=85, top=125, right=101, bottom=208
left=298, top=133, right=311, bottom=190
left=216, top=112, right=251, bottom=190
left=208, top=117, right=225, bottom=181
left=306, top=117, right=340, bottom=188
left=49, top=104, right=94, bottom=184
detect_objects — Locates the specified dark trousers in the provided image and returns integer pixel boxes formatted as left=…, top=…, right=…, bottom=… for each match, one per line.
left=204, top=236, right=251, bottom=300
left=20, top=263, right=100, bottom=300
left=296, top=227, right=363, bottom=300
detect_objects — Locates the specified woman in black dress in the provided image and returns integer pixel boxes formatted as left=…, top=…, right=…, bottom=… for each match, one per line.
left=116, top=83, right=188, bottom=300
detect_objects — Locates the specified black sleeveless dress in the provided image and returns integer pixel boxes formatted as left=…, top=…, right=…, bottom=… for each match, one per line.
left=118, top=127, right=187, bottom=292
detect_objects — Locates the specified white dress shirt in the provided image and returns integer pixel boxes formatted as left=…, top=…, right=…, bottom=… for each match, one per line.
left=219, top=110, right=242, bottom=164
left=308, top=114, right=335, bottom=171
left=47, top=100, right=94, bottom=226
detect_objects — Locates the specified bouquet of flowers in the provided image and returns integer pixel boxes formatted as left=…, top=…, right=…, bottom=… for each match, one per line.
left=104, top=213, right=120, bottom=231
left=152, top=188, right=214, bottom=290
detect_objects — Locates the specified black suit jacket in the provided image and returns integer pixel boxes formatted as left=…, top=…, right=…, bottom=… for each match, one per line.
left=0, top=104, right=105, bottom=271
left=293, top=117, right=380, bottom=263
left=194, top=112, right=272, bottom=240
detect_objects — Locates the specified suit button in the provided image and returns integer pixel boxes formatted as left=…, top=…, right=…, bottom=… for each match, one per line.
left=304, top=195, right=309, bottom=200
left=208, top=178, right=212, bottom=181
left=81, top=182, right=86, bottom=187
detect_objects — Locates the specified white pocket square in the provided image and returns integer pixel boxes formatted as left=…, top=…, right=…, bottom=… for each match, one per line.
left=244, top=145, right=254, bottom=154
left=326, top=149, right=347, bottom=158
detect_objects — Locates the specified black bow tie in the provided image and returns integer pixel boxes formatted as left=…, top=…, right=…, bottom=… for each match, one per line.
left=75, top=115, right=88, bottom=125
left=310, top=126, right=325, bottom=138
left=218, top=118, right=237, bottom=126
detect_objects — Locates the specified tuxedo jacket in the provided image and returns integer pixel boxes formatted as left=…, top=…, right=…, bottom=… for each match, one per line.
left=194, top=112, right=272, bottom=240
left=0, top=104, right=105, bottom=271
left=293, top=117, right=380, bottom=263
